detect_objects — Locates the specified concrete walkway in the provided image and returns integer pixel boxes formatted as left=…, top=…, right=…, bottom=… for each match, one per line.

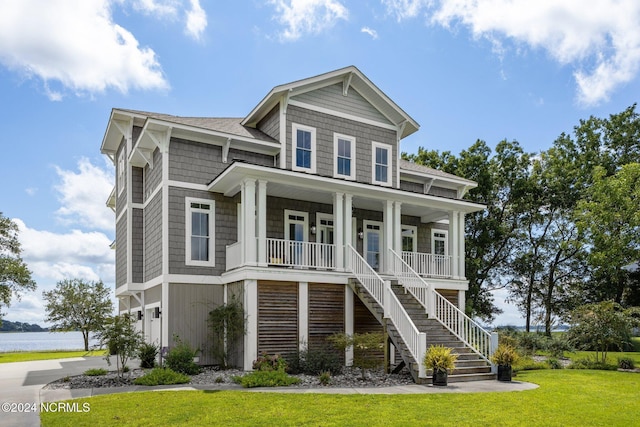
left=1, top=357, right=538, bottom=427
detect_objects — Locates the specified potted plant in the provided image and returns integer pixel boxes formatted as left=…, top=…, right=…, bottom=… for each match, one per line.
left=423, top=345, right=458, bottom=386
left=490, top=344, right=519, bottom=381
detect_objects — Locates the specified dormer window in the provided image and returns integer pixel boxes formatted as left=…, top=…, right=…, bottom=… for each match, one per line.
left=372, top=141, right=392, bottom=186
left=334, top=133, right=356, bottom=180
left=292, top=123, right=316, bottom=173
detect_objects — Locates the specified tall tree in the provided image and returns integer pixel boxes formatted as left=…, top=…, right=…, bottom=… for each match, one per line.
left=43, top=279, right=114, bottom=351
left=0, top=212, right=36, bottom=323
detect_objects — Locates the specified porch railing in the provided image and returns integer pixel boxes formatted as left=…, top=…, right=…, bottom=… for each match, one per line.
left=402, top=251, right=452, bottom=278
left=390, top=249, right=495, bottom=364
left=347, top=245, right=426, bottom=378
left=226, top=241, right=243, bottom=271
left=266, top=238, right=336, bottom=269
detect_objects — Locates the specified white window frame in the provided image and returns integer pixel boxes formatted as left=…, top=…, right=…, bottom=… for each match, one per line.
left=431, top=229, right=448, bottom=255
left=401, top=225, right=418, bottom=253
left=284, top=210, right=309, bottom=242
left=292, top=123, right=316, bottom=173
left=333, top=133, right=356, bottom=180
left=117, top=148, right=125, bottom=196
left=372, top=141, right=392, bottom=187
left=185, top=197, right=215, bottom=267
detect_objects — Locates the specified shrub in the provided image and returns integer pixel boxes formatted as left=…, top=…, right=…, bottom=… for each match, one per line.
left=513, top=356, right=547, bottom=372
left=138, top=342, right=158, bottom=369
left=546, top=336, right=573, bottom=358
left=234, top=370, right=301, bottom=388
left=617, top=357, right=635, bottom=370
left=490, top=344, right=519, bottom=366
left=165, top=336, right=200, bottom=375
left=568, top=358, right=617, bottom=371
left=253, top=353, right=288, bottom=372
left=329, top=332, right=384, bottom=380
left=424, top=345, right=458, bottom=373
left=96, top=314, right=144, bottom=378
left=546, top=358, right=563, bottom=370
left=288, top=346, right=342, bottom=375
left=318, top=371, right=331, bottom=385
left=133, top=368, right=190, bottom=386
left=84, top=368, right=108, bottom=376
left=208, top=295, right=246, bottom=369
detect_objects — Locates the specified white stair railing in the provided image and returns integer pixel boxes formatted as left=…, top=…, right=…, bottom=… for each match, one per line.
left=389, top=249, right=495, bottom=364
left=347, top=245, right=426, bottom=378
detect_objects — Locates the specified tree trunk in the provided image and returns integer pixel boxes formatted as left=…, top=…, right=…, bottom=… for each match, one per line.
left=83, top=330, right=89, bottom=351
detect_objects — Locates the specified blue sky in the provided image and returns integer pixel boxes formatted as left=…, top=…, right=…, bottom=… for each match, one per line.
left=1, top=0, right=639, bottom=327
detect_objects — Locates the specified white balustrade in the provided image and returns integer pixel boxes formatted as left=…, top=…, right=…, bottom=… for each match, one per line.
left=226, top=241, right=242, bottom=271
left=265, top=238, right=336, bottom=269
left=402, top=251, right=452, bottom=278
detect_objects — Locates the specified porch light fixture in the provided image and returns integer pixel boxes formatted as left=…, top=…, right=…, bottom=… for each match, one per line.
left=310, top=223, right=316, bottom=235
left=358, top=228, right=364, bottom=240
left=137, top=310, right=143, bottom=320
left=154, top=307, right=161, bottom=318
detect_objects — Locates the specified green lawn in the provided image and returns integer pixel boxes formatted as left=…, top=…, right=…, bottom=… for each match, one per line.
left=41, top=370, right=640, bottom=426
left=0, top=350, right=105, bottom=363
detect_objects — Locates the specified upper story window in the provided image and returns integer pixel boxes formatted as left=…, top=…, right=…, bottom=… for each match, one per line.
left=117, top=148, right=125, bottom=196
left=372, top=141, right=392, bottom=186
left=334, top=133, right=356, bottom=180
left=186, top=198, right=215, bottom=267
left=292, top=123, right=316, bottom=173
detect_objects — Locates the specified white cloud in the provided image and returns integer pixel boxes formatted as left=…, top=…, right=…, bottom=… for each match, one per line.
left=268, top=0, right=349, bottom=41
left=361, top=27, right=379, bottom=40
left=381, top=0, right=640, bottom=106
left=54, top=158, right=114, bottom=232
left=133, top=0, right=180, bottom=16
left=185, top=0, right=207, bottom=41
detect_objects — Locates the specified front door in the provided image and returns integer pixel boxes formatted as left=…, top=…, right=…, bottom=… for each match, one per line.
left=316, top=214, right=334, bottom=268
left=363, top=220, right=383, bottom=271
left=285, top=210, right=308, bottom=266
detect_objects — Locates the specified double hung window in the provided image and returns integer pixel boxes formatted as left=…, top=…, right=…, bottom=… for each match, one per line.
left=186, top=198, right=215, bottom=266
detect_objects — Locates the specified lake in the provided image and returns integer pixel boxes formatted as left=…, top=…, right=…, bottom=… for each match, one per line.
left=0, top=331, right=99, bottom=352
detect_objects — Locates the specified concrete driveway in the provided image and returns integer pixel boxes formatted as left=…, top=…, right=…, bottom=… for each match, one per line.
left=0, top=356, right=110, bottom=427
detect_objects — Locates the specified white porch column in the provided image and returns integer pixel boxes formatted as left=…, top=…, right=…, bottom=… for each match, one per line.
left=393, top=201, right=402, bottom=255
left=242, top=179, right=256, bottom=266
left=244, top=279, right=258, bottom=370
left=449, top=211, right=460, bottom=278
left=257, top=180, right=267, bottom=267
left=384, top=200, right=393, bottom=273
left=334, top=192, right=344, bottom=270
left=458, top=290, right=466, bottom=312
left=344, top=286, right=354, bottom=366
left=343, top=194, right=353, bottom=268
left=299, top=282, right=308, bottom=350
left=458, top=212, right=466, bottom=278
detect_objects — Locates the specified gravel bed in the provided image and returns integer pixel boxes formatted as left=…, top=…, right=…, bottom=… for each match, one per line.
left=44, top=366, right=414, bottom=390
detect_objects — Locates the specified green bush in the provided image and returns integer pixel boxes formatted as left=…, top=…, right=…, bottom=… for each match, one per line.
left=138, top=342, right=158, bottom=369
left=253, top=353, right=288, bottom=372
left=83, top=368, right=108, bottom=376
left=133, top=368, right=190, bottom=386
left=546, top=358, right=563, bottom=369
left=568, top=358, right=617, bottom=371
left=164, top=336, right=200, bottom=375
left=318, top=371, right=331, bottom=386
left=617, top=357, right=635, bottom=370
left=513, top=356, right=547, bottom=372
left=288, top=346, right=343, bottom=375
left=329, top=332, right=384, bottom=380
left=233, top=370, right=301, bottom=388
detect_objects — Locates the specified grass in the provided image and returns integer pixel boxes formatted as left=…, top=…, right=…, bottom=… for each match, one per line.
left=41, top=369, right=640, bottom=426
left=0, top=350, right=106, bottom=364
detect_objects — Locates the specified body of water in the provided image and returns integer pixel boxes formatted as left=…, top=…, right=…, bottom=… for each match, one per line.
left=0, top=331, right=99, bottom=352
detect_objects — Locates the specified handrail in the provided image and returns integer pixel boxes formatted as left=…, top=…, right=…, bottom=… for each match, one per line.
left=265, top=238, right=336, bottom=269
left=346, top=245, right=426, bottom=377
left=401, top=251, right=451, bottom=278
left=389, top=248, right=494, bottom=363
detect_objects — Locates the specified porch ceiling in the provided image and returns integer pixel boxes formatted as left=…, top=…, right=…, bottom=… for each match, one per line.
left=208, top=162, right=485, bottom=220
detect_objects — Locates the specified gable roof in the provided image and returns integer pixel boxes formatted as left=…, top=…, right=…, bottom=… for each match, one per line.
left=399, top=159, right=477, bottom=186
left=241, top=66, right=419, bottom=139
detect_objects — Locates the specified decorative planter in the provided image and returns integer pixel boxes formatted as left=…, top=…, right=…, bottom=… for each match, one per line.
left=497, top=364, right=512, bottom=382
left=432, top=369, right=448, bottom=386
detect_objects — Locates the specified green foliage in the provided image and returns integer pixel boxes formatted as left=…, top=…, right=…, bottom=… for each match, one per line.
left=133, top=368, right=190, bottom=386
left=252, top=353, right=288, bottom=372
left=83, top=368, right=108, bottom=376
left=490, top=344, right=519, bottom=366
left=0, top=350, right=106, bottom=364
left=208, top=295, right=246, bottom=368
left=287, top=345, right=343, bottom=375
left=617, top=357, right=635, bottom=370
left=137, top=342, right=158, bottom=369
left=96, top=314, right=143, bottom=378
left=423, top=345, right=458, bottom=373
left=568, top=357, right=617, bottom=371
left=0, top=212, right=36, bottom=324
left=43, top=279, right=114, bottom=351
left=318, top=371, right=331, bottom=385
left=566, top=301, right=639, bottom=363
left=546, top=358, right=563, bottom=370
left=164, top=336, right=200, bottom=375
left=512, top=356, right=547, bottom=372
left=329, top=332, right=383, bottom=379
left=234, top=370, right=300, bottom=388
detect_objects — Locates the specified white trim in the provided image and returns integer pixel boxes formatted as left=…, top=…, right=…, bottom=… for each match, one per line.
left=372, top=141, right=392, bottom=187
left=401, top=225, right=418, bottom=253
left=333, top=133, right=356, bottom=180
left=291, top=123, right=316, bottom=174
left=284, top=209, right=309, bottom=242
left=363, top=220, right=383, bottom=271
left=299, top=282, right=308, bottom=351
left=115, top=205, right=127, bottom=225
left=117, top=149, right=125, bottom=196
left=431, top=229, right=449, bottom=256
left=288, top=99, right=396, bottom=131
left=168, top=180, right=209, bottom=191
left=315, top=212, right=334, bottom=244
left=185, top=197, right=216, bottom=267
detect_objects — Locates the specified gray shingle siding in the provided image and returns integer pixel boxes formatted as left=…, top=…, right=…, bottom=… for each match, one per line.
left=115, top=141, right=126, bottom=216
left=144, top=192, right=163, bottom=280
left=144, top=148, right=163, bottom=202
left=285, top=105, right=397, bottom=186
left=257, top=105, right=279, bottom=140
left=428, top=186, right=457, bottom=199
left=116, top=215, right=127, bottom=287
left=132, top=208, right=144, bottom=283
left=400, top=180, right=423, bottom=194
left=291, top=83, right=392, bottom=125
left=132, top=167, right=143, bottom=204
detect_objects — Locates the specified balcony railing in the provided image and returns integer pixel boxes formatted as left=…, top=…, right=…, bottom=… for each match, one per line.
left=226, top=239, right=337, bottom=271
left=402, top=251, right=452, bottom=278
